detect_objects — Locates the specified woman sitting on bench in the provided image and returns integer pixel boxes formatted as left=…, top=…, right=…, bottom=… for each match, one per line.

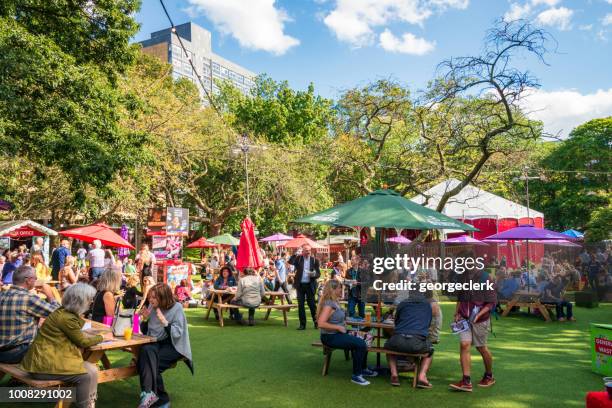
left=21, top=283, right=112, bottom=408
left=317, top=280, right=378, bottom=386
left=138, top=283, right=193, bottom=408
left=232, top=267, right=265, bottom=326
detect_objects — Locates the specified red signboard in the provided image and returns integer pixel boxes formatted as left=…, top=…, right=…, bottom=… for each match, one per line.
left=3, top=226, right=45, bottom=238
left=595, top=337, right=612, bottom=356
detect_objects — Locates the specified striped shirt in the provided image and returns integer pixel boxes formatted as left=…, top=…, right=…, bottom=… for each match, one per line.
left=0, top=286, right=59, bottom=348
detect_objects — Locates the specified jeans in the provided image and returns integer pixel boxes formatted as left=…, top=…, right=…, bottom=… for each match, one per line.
left=138, top=340, right=182, bottom=405
left=91, top=267, right=105, bottom=280
left=0, top=343, right=29, bottom=364
left=347, top=297, right=365, bottom=318
left=32, top=361, right=98, bottom=408
left=297, top=283, right=317, bottom=326
left=321, top=333, right=368, bottom=376
left=544, top=300, right=573, bottom=319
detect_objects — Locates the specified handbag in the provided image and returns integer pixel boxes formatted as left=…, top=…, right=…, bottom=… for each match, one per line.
left=111, top=298, right=135, bottom=337
left=348, top=329, right=374, bottom=347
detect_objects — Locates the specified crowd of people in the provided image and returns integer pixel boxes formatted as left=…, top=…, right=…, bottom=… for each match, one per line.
left=0, top=238, right=193, bottom=408
left=314, top=253, right=497, bottom=391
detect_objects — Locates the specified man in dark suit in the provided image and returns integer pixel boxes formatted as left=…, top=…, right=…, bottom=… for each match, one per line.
left=290, top=244, right=320, bottom=330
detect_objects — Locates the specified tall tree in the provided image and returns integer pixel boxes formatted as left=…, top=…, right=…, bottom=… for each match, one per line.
left=0, top=1, right=144, bottom=195
left=215, top=75, right=335, bottom=145
left=529, top=117, right=611, bottom=236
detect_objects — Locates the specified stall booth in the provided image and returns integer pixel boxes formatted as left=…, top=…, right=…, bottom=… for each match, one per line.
left=0, top=220, right=57, bottom=262
left=146, top=207, right=193, bottom=287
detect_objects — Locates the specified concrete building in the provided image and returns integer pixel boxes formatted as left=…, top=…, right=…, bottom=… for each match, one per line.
left=139, top=22, right=256, bottom=97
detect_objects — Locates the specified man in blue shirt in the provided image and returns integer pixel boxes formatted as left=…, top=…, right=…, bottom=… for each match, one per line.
left=1, top=252, right=19, bottom=285
left=50, top=239, right=71, bottom=280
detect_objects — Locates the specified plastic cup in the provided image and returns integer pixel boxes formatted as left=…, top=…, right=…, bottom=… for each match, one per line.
left=604, top=378, right=612, bottom=399
left=124, top=327, right=133, bottom=341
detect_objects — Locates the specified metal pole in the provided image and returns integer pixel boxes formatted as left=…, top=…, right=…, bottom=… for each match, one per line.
left=245, top=148, right=250, bottom=219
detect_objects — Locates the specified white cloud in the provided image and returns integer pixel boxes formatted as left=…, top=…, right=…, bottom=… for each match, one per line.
left=579, top=24, right=593, bottom=31
left=322, top=0, right=468, bottom=49
left=520, top=88, right=612, bottom=137
left=504, top=3, right=532, bottom=20
left=603, top=13, right=612, bottom=26
left=186, top=0, right=299, bottom=55
left=530, top=0, right=560, bottom=6
left=379, top=29, right=436, bottom=54
left=536, top=7, right=574, bottom=30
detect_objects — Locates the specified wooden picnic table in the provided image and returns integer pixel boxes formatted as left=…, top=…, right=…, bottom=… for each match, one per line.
left=82, top=320, right=156, bottom=383
left=501, top=290, right=552, bottom=322
left=204, top=288, right=294, bottom=327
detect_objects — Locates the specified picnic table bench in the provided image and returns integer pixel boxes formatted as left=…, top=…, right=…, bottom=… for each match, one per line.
left=311, top=342, right=428, bottom=388
left=0, top=320, right=157, bottom=407
left=501, top=290, right=555, bottom=322
left=0, top=363, right=68, bottom=407
left=205, top=289, right=296, bottom=327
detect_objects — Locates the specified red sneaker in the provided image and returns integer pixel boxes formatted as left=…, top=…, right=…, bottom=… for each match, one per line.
left=478, top=376, right=496, bottom=387
left=449, top=380, right=473, bottom=392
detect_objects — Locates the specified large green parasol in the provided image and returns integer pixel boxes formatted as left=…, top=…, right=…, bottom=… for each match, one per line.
left=207, top=233, right=240, bottom=246
left=295, top=189, right=477, bottom=231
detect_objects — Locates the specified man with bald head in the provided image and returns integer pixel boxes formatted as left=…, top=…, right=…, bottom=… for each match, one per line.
left=50, top=239, right=71, bottom=280
left=290, top=244, right=320, bottom=330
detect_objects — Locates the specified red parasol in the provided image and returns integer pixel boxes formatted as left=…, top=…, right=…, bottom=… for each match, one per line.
left=235, top=217, right=263, bottom=271
left=187, top=237, right=217, bottom=248
left=60, top=223, right=135, bottom=250
left=282, top=234, right=326, bottom=249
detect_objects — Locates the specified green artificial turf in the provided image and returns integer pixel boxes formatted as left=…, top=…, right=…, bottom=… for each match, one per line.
left=5, top=302, right=611, bottom=408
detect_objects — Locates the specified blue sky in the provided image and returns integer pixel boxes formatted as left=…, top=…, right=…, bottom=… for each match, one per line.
left=134, top=0, right=612, bottom=136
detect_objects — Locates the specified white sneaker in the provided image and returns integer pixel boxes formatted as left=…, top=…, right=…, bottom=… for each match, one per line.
left=351, top=375, right=370, bottom=386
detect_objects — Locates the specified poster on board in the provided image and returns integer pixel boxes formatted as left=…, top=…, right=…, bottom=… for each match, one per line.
left=166, top=263, right=191, bottom=286
left=166, top=207, right=189, bottom=236
left=151, top=235, right=183, bottom=260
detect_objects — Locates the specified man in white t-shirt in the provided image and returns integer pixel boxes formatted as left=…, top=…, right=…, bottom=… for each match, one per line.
left=87, top=239, right=106, bottom=280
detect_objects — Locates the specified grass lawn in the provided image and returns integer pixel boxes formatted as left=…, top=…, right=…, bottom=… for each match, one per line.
left=8, top=302, right=611, bottom=408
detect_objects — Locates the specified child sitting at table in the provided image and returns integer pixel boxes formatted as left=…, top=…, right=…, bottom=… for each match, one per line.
left=174, top=279, right=192, bottom=306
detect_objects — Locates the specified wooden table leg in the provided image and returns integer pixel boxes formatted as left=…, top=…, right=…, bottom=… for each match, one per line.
left=412, top=357, right=421, bottom=388
left=85, top=350, right=106, bottom=365
left=502, top=298, right=517, bottom=317
left=536, top=303, right=551, bottom=322
left=100, top=354, right=112, bottom=369
left=264, top=295, right=276, bottom=321
left=205, top=295, right=214, bottom=320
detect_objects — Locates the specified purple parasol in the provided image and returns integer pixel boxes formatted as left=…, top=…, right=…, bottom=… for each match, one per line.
left=443, top=235, right=488, bottom=246
left=117, top=224, right=130, bottom=259
left=538, top=239, right=582, bottom=248
left=0, top=199, right=14, bottom=212
left=386, top=235, right=412, bottom=244
left=484, top=225, right=573, bottom=241
left=260, top=232, right=293, bottom=242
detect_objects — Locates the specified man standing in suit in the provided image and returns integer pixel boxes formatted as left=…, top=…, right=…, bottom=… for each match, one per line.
left=291, top=244, right=320, bottom=330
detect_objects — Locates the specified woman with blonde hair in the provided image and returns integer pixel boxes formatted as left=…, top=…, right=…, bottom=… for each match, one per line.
left=91, top=269, right=123, bottom=324
left=136, top=244, right=156, bottom=279
left=317, top=279, right=376, bottom=386
left=59, top=255, right=77, bottom=290
left=31, top=253, right=50, bottom=281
